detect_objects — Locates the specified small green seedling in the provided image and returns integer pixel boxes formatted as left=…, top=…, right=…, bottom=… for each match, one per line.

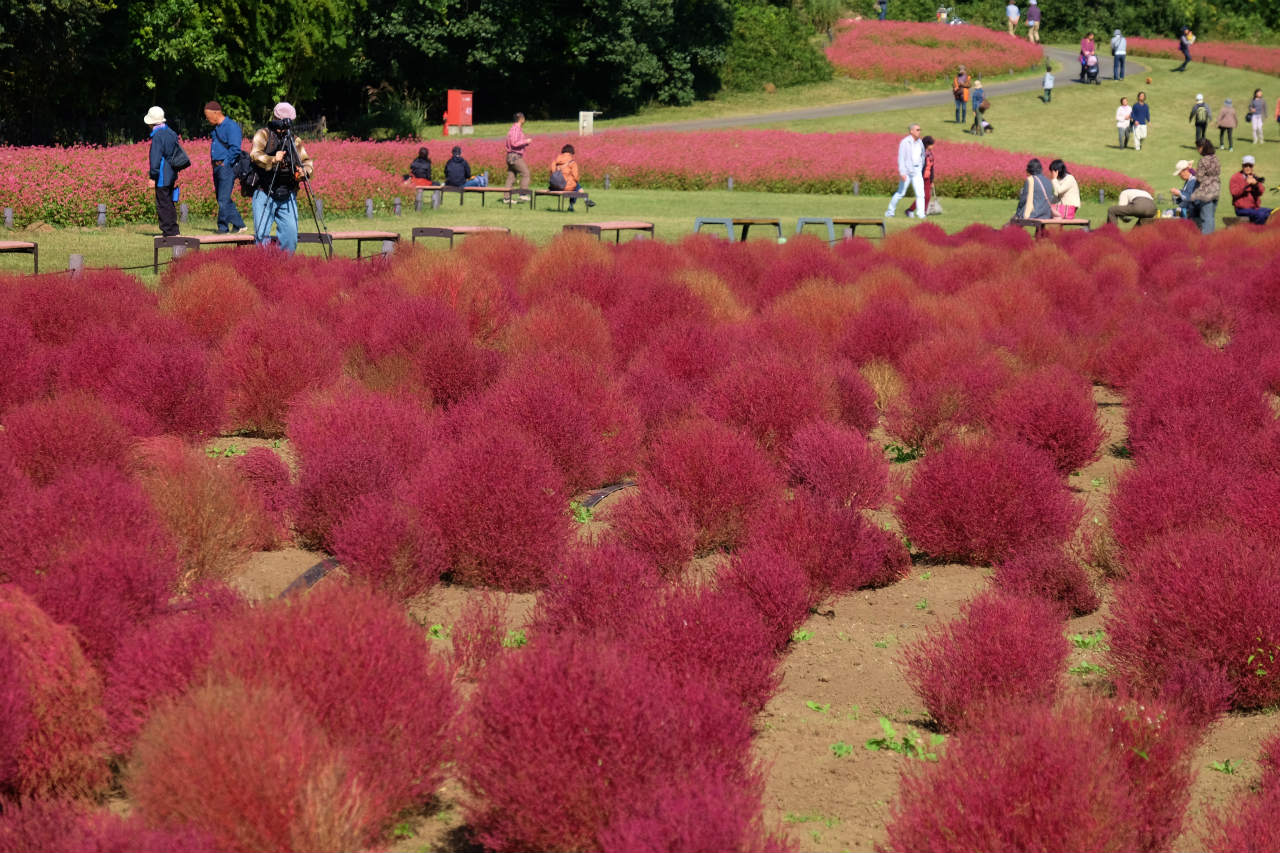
left=1070, top=630, right=1109, bottom=651
left=392, top=821, right=415, bottom=840
left=568, top=500, right=593, bottom=524
left=884, top=443, right=923, bottom=464
left=205, top=444, right=246, bottom=459
left=806, top=700, right=831, bottom=713
left=1068, top=661, right=1107, bottom=676
left=502, top=629, right=527, bottom=648
left=428, top=623, right=450, bottom=639
left=914, top=599, right=929, bottom=610
left=782, top=813, right=841, bottom=828
left=846, top=704, right=862, bottom=720
left=1247, top=636, right=1277, bottom=677
left=919, top=571, right=932, bottom=581
left=1090, top=477, right=1106, bottom=488
left=1110, top=441, right=1132, bottom=459
left=865, top=716, right=944, bottom=761
left=830, top=741, right=854, bottom=758
left=792, top=628, right=813, bottom=643
left=873, top=635, right=896, bottom=649
left=1209, top=759, right=1239, bottom=775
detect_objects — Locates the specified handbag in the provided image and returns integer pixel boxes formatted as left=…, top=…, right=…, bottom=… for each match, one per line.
left=169, top=142, right=191, bottom=172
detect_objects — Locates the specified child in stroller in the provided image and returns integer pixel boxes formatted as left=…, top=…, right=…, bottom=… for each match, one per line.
left=1084, top=54, right=1101, bottom=84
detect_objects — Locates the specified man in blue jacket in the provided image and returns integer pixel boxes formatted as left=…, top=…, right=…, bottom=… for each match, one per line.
left=144, top=106, right=182, bottom=237
left=204, top=101, right=247, bottom=234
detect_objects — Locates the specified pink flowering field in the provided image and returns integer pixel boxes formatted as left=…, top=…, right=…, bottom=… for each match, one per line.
left=825, top=20, right=1044, bottom=84
left=0, top=130, right=1143, bottom=226
left=1127, top=36, right=1280, bottom=76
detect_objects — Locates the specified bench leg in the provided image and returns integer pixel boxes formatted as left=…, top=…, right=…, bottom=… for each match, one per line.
left=32, top=245, right=38, bottom=275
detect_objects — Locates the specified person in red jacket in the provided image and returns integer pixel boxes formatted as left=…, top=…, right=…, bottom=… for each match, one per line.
left=905, top=136, right=937, bottom=215
left=1229, top=154, right=1272, bottom=224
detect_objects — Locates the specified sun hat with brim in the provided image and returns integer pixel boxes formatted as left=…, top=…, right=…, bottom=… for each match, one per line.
left=1173, top=159, right=1194, bottom=175
left=143, top=106, right=166, bottom=126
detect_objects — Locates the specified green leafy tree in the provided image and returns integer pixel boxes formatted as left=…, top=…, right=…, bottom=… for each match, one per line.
left=721, top=0, right=832, bottom=91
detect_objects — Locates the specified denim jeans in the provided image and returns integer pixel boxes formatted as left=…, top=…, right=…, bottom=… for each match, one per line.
left=213, top=162, right=246, bottom=232
left=1113, top=55, right=1125, bottom=79
left=251, top=190, right=299, bottom=252
left=955, top=98, right=966, bottom=124
left=1197, top=200, right=1217, bottom=234
left=1236, top=206, right=1271, bottom=225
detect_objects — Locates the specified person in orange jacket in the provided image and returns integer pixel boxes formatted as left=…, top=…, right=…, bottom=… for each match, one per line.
left=549, top=144, right=595, bottom=211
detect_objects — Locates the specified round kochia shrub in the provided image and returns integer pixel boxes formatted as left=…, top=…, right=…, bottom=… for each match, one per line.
left=784, top=419, right=888, bottom=509
left=1107, top=527, right=1280, bottom=712
left=458, top=635, right=763, bottom=853
left=984, top=364, right=1105, bottom=475
left=0, top=393, right=134, bottom=486
left=0, top=584, right=109, bottom=800
left=900, top=437, right=1082, bottom=565
left=603, top=482, right=699, bottom=578
left=0, top=797, right=218, bottom=852
left=900, top=591, right=1067, bottom=732
left=993, top=545, right=1099, bottom=618
left=330, top=492, right=448, bottom=602
left=884, top=695, right=1197, bottom=853
left=533, top=540, right=664, bottom=640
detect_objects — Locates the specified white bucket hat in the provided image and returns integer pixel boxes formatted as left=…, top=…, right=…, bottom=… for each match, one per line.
left=143, top=106, right=166, bottom=126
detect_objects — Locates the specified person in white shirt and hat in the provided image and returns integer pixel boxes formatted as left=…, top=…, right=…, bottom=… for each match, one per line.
left=885, top=124, right=926, bottom=219
left=248, top=102, right=315, bottom=252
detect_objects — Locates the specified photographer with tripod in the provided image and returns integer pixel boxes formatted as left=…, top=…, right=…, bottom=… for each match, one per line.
left=248, top=102, right=316, bottom=252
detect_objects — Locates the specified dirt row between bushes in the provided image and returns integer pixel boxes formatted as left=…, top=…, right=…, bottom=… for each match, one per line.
left=213, top=386, right=1275, bottom=853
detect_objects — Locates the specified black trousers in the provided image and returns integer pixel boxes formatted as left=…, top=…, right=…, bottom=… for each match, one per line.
left=1194, top=122, right=1207, bottom=143
left=155, top=185, right=179, bottom=236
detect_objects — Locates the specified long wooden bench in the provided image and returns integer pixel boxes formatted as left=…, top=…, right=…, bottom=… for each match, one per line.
left=0, top=239, right=38, bottom=274
left=153, top=233, right=254, bottom=272
left=437, top=186, right=528, bottom=207
left=796, top=217, right=886, bottom=241
left=297, top=230, right=400, bottom=257
left=562, top=221, right=654, bottom=243
left=532, top=189, right=590, bottom=211
left=1010, top=217, right=1092, bottom=237
left=694, top=217, right=783, bottom=242
left=410, top=226, right=511, bottom=248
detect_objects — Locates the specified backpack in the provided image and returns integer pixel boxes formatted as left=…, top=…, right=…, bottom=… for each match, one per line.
left=1194, top=103, right=1209, bottom=122
left=549, top=168, right=567, bottom=191
left=232, top=151, right=259, bottom=197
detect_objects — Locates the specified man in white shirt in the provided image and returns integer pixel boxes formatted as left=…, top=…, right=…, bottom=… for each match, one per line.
left=886, top=124, right=926, bottom=218
left=1106, top=187, right=1156, bottom=225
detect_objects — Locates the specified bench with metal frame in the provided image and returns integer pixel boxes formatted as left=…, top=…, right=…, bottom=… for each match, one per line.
left=1009, top=217, right=1092, bottom=237
left=532, top=189, right=591, bottom=211
left=153, top=233, right=254, bottom=273
left=795, top=217, right=887, bottom=241
left=562, top=221, right=655, bottom=243
left=693, top=217, right=783, bottom=241
left=0, top=240, right=38, bottom=274
left=297, top=230, right=400, bottom=257
left=410, top=225, right=511, bottom=248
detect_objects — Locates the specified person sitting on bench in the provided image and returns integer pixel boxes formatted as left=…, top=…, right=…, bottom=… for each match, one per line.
left=549, top=144, right=595, bottom=211
left=443, top=146, right=487, bottom=187
left=405, top=147, right=432, bottom=183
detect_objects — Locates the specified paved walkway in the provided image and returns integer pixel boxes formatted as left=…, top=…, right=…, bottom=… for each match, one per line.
left=629, top=47, right=1147, bottom=132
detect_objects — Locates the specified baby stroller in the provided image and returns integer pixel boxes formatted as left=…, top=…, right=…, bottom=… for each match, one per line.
left=1084, top=54, right=1101, bottom=84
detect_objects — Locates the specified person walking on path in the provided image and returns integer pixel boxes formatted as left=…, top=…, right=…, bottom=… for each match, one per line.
left=886, top=123, right=926, bottom=218
left=1132, top=91, right=1151, bottom=149
left=205, top=101, right=246, bottom=234
left=1190, top=94, right=1211, bottom=144
left=1116, top=97, right=1134, bottom=149
left=1107, top=187, right=1156, bottom=225
left=144, top=106, right=184, bottom=238
left=1079, top=32, right=1097, bottom=81
left=1110, top=30, right=1127, bottom=80
left=1174, top=27, right=1193, bottom=72
left=1217, top=98, right=1238, bottom=151
left=1014, top=158, right=1054, bottom=219
left=1026, top=0, right=1041, bottom=43
left=1189, top=137, right=1221, bottom=233
left=1040, top=63, right=1054, bottom=102
left=1229, top=154, right=1271, bottom=224
left=1006, top=2, right=1019, bottom=35
left=877, top=0, right=888, bottom=20
left=1049, top=159, right=1080, bottom=218
left=952, top=66, right=971, bottom=125
left=1171, top=159, right=1199, bottom=219
left=1249, top=89, right=1266, bottom=144
left=503, top=112, right=533, bottom=203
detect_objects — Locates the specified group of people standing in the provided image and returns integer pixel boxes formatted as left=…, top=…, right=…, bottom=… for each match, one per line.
left=1076, top=30, right=1128, bottom=83
left=1194, top=90, right=1278, bottom=151
left=1003, top=1, right=1041, bottom=42
left=951, top=68, right=991, bottom=134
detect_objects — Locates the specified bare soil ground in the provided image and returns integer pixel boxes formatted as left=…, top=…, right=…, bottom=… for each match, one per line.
left=221, top=387, right=1278, bottom=852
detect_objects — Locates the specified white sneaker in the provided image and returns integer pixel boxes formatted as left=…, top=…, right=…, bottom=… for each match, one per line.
left=885, top=211, right=895, bottom=217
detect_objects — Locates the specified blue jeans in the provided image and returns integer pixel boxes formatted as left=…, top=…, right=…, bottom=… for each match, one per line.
left=1113, top=55, right=1125, bottom=79
left=1197, top=200, right=1216, bottom=234
left=213, top=162, right=246, bottom=232
left=251, top=190, right=299, bottom=252
left=1236, top=206, right=1272, bottom=225
left=955, top=98, right=967, bottom=124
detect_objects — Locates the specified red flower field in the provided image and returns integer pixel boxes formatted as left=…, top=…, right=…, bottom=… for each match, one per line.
left=826, top=20, right=1044, bottom=84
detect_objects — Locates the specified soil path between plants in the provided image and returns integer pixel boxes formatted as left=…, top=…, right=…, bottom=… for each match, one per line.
left=626, top=48, right=1144, bottom=132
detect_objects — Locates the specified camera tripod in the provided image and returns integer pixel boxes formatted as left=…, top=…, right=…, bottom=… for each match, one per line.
left=256, top=124, right=331, bottom=259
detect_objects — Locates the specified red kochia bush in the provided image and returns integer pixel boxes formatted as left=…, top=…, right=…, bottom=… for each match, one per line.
left=993, top=545, right=1100, bottom=618
left=604, top=483, right=699, bottom=578
left=128, top=681, right=375, bottom=853
left=884, top=696, right=1196, bottom=853
left=330, top=492, right=448, bottom=602
left=459, top=635, right=762, bottom=852
left=643, top=418, right=786, bottom=554
left=0, top=653, right=28, bottom=792
left=900, top=437, right=1081, bottom=565
left=232, top=447, right=295, bottom=549
left=1108, top=451, right=1238, bottom=559
left=218, top=303, right=344, bottom=435
left=408, top=426, right=571, bottom=590
left=207, top=583, right=458, bottom=826
left=0, top=585, right=108, bottom=800
left=0, top=394, right=133, bottom=486
left=1107, top=527, right=1280, bottom=711
left=900, top=592, right=1067, bottom=732
left=984, top=364, right=1105, bottom=474
left=1207, top=786, right=1280, bottom=853
left=784, top=420, right=888, bottom=509
left=158, top=259, right=263, bottom=346
left=701, top=349, right=840, bottom=454
left=452, top=592, right=511, bottom=678
left=533, top=540, right=664, bottom=639
left=0, top=797, right=219, bottom=852
left=721, top=546, right=812, bottom=651
left=288, top=387, right=436, bottom=547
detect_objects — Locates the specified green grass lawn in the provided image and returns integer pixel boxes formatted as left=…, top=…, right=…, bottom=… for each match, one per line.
left=762, top=52, right=1280, bottom=201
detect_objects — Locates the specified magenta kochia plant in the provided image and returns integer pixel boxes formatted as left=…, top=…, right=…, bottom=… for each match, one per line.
left=983, top=364, right=1105, bottom=475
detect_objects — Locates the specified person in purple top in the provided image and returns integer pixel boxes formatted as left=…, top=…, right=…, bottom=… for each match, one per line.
left=503, top=112, right=533, bottom=203
left=1026, top=0, right=1041, bottom=44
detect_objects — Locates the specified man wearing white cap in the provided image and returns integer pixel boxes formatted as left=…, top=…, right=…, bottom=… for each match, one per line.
left=248, top=102, right=314, bottom=252
left=144, top=106, right=185, bottom=237
left=1229, top=154, right=1271, bottom=224
left=1189, top=94, right=1211, bottom=144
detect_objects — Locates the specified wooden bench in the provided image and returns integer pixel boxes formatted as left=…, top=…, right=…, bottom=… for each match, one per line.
left=795, top=217, right=886, bottom=241
left=298, top=230, right=400, bottom=257
left=410, top=226, right=511, bottom=248
left=1010, top=217, right=1092, bottom=237
left=562, top=221, right=654, bottom=243
left=1221, top=216, right=1244, bottom=228
left=437, top=186, right=528, bottom=207
left=153, top=233, right=254, bottom=273
left=532, top=189, right=590, bottom=211
left=694, top=217, right=783, bottom=242
left=0, top=239, right=38, bottom=274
